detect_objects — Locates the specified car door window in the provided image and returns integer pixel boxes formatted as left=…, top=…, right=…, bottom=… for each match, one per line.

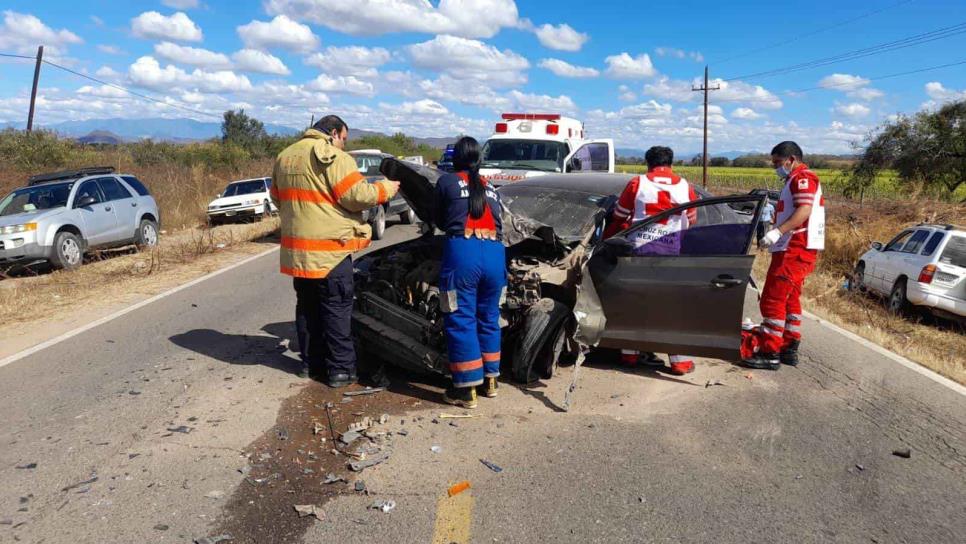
left=884, top=230, right=913, bottom=252
left=97, top=177, right=133, bottom=201
left=74, top=180, right=104, bottom=207
left=900, top=229, right=929, bottom=254
left=921, top=232, right=945, bottom=256
left=571, top=143, right=610, bottom=172
left=620, top=196, right=760, bottom=257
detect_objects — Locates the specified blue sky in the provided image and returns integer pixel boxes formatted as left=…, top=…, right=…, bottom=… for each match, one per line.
left=1, top=0, right=965, bottom=153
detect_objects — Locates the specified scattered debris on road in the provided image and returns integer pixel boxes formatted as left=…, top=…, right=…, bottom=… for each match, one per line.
left=276, top=428, right=290, bottom=441
left=480, top=459, right=503, bottom=473
left=205, top=490, right=226, bottom=500
left=348, top=450, right=391, bottom=472
left=153, top=524, right=169, bottom=531
left=61, top=474, right=98, bottom=492
left=343, top=387, right=385, bottom=397
left=369, top=499, right=396, bottom=513
left=439, top=413, right=475, bottom=419
left=855, top=464, right=866, bottom=471
left=167, top=425, right=192, bottom=434
left=354, top=480, right=366, bottom=492
left=294, top=504, right=324, bottom=520
left=705, top=379, right=726, bottom=388
left=431, top=446, right=442, bottom=454
left=448, top=481, right=471, bottom=497
left=323, top=473, right=345, bottom=485
left=892, top=448, right=912, bottom=459
left=195, top=534, right=233, bottom=544
left=15, top=462, right=37, bottom=470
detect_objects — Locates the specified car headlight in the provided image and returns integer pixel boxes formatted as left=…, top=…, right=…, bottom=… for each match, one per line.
left=0, top=223, right=37, bottom=235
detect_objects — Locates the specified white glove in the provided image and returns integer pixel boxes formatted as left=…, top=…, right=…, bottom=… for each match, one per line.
left=760, top=228, right=782, bottom=247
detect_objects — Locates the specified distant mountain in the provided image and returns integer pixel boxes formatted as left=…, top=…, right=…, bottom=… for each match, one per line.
left=40, top=117, right=300, bottom=142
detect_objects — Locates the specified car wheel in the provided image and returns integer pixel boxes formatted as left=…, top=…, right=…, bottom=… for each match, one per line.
left=371, top=205, right=386, bottom=240
left=50, top=231, right=83, bottom=271
left=512, top=299, right=571, bottom=383
left=260, top=200, right=272, bottom=221
left=851, top=262, right=867, bottom=293
left=401, top=208, right=417, bottom=225
left=135, top=218, right=160, bottom=249
left=888, top=278, right=911, bottom=315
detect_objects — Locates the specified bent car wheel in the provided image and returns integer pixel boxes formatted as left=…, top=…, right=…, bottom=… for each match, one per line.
left=50, top=231, right=83, bottom=271
left=135, top=218, right=160, bottom=249
left=511, top=299, right=571, bottom=384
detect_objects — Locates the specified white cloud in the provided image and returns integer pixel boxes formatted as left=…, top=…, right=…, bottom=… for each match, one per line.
left=818, top=73, right=883, bottom=102
left=618, top=85, right=637, bottom=102
left=387, top=99, right=450, bottom=116
left=654, top=47, right=703, bottom=62
left=538, top=58, right=599, bottom=78
left=264, top=0, right=520, bottom=39
left=90, top=16, right=104, bottom=27
left=237, top=15, right=319, bottom=53
left=232, top=49, right=290, bottom=76
left=154, top=42, right=232, bottom=69
left=162, top=0, right=201, bottom=9
left=924, top=81, right=966, bottom=103
left=834, top=102, right=871, bottom=118
left=605, top=53, right=656, bottom=79
left=77, top=84, right=129, bottom=99
left=94, top=66, right=121, bottom=79
left=408, top=35, right=529, bottom=88
left=409, top=74, right=512, bottom=110
left=131, top=11, right=203, bottom=42
left=0, top=11, right=83, bottom=56
left=533, top=23, right=588, bottom=52
left=620, top=100, right=673, bottom=119
left=307, top=74, right=375, bottom=96
left=508, top=90, right=577, bottom=113
left=643, top=76, right=783, bottom=110
left=305, top=46, right=391, bottom=78
left=732, top=107, right=762, bottom=120
left=98, top=45, right=125, bottom=56
left=128, top=56, right=253, bottom=94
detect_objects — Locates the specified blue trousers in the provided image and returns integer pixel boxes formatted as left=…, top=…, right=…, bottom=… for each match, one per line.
left=440, top=237, right=506, bottom=388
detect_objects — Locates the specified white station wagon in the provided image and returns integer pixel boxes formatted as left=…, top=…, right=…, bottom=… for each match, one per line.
left=207, top=177, right=276, bottom=224
left=854, top=224, right=966, bottom=321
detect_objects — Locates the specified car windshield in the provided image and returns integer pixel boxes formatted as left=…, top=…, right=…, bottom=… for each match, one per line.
left=498, top=184, right=606, bottom=241
left=481, top=139, right=568, bottom=172
left=353, top=155, right=384, bottom=175
left=0, top=182, right=74, bottom=216
left=222, top=180, right=265, bottom=196
left=939, top=235, right=966, bottom=268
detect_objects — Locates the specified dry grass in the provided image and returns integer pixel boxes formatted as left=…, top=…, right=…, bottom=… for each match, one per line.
left=745, top=196, right=965, bottom=384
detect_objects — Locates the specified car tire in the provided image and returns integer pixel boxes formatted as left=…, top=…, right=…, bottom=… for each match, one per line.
left=371, top=205, right=386, bottom=240
left=50, top=231, right=84, bottom=271
left=512, top=298, right=571, bottom=384
left=401, top=208, right=417, bottom=225
left=851, top=261, right=867, bottom=293
left=135, top=218, right=160, bottom=249
left=888, top=278, right=911, bottom=315
left=260, top=200, right=272, bottom=221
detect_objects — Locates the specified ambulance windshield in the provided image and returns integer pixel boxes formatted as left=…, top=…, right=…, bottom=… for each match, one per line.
left=481, top=139, right=568, bottom=172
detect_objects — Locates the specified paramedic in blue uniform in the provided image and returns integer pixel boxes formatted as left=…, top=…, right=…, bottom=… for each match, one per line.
left=433, top=136, right=505, bottom=409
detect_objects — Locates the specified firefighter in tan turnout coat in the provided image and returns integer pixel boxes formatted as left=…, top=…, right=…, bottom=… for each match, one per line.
left=271, top=115, right=399, bottom=387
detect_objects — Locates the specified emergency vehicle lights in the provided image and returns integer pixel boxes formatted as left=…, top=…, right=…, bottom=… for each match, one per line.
left=494, top=122, right=508, bottom=133
left=918, top=264, right=937, bottom=284
left=546, top=125, right=559, bottom=135
left=501, top=113, right=561, bottom=121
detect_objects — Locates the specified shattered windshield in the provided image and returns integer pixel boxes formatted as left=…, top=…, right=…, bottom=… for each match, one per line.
left=481, top=139, right=568, bottom=172
left=222, top=180, right=265, bottom=197
left=0, top=182, right=74, bottom=216
left=498, top=184, right=606, bottom=241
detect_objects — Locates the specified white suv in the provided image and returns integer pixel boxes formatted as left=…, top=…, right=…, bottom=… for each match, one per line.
left=207, top=177, right=276, bottom=225
left=854, top=224, right=966, bottom=321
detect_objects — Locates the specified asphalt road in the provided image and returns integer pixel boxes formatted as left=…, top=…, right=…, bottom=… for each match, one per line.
left=1, top=223, right=963, bottom=544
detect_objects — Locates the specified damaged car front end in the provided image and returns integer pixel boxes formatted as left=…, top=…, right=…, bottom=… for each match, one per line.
left=351, top=159, right=766, bottom=390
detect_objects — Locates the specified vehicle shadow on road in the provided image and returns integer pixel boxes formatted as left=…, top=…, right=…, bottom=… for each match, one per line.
left=168, top=321, right=303, bottom=375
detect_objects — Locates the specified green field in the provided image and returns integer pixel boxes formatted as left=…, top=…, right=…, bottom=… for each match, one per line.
left=616, top=165, right=910, bottom=200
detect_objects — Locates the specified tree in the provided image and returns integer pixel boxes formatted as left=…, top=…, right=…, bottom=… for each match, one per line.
left=732, top=154, right=769, bottom=168
left=709, top=156, right=731, bottom=167
left=221, top=109, right=268, bottom=155
left=849, top=99, right=966, bottom=200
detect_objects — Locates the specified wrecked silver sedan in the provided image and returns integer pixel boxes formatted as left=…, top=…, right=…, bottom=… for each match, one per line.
left=351, top=159, right=766, bottom=383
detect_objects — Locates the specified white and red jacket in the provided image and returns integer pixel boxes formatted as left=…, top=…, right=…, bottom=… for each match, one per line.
left=605, top=167, right=698, bottom=252
left=771, top=164, right=825, bottom=253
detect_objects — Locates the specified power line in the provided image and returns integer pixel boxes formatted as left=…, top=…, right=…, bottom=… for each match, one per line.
left=723, top=21, right=966, bottom=82
left=0, top=52, right=35, bottom=59
left=713, top=0, right=915, bottom=65
left=40, top=58, right=223, bottom=119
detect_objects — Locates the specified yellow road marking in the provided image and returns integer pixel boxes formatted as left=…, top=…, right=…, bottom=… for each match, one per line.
left=431, top=489, right=474, bottom=544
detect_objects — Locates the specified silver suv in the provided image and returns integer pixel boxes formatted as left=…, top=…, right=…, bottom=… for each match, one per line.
left=0, top=167, right=160, bottom=270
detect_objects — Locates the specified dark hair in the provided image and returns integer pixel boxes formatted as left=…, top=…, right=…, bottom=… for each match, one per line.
left=645, top=146, right=674, bottom=168
left=313, top=115, right=348, bottom=137
left=771, top=141, right=803, bottom=161
left=453, top=136, right=485, bottom=219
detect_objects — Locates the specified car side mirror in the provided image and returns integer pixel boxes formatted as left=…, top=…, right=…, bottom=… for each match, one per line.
left=76, top=195, right=97, bottom=208
left=871, top=241, right=883, bottom=251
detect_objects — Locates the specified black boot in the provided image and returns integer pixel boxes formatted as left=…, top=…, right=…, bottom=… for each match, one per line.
left=780, top=341, right=800, bottom=366
left=443, top=386, right=478, bottom=409
left=742, top=352, right=780, bottom=371
left=327, top=371, right=358, bottom=388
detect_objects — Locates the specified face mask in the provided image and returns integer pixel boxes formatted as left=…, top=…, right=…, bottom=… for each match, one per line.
left=775, top=162, right=790, bottom=178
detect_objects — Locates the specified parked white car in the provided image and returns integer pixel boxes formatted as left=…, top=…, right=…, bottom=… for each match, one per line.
left=207, top=177, right=276, bottom=225
left=854, top=224, right=966, bottom=321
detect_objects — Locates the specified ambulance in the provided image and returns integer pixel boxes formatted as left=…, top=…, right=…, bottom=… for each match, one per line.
left=480, top=113, right=615, bottom=185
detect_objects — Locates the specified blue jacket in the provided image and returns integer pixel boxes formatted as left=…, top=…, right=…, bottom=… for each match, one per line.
left=433, top=171, right=503, bottom=240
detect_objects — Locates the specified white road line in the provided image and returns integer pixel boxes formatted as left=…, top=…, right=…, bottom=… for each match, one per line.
left=803, top=310, right=966, bottom=396
left=0, top=246, right=280, bottom=370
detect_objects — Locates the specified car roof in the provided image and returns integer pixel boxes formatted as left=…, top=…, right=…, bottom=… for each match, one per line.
left=228, top=177, right=270, bottom=184
left=500, top=173, right=636, bottom=196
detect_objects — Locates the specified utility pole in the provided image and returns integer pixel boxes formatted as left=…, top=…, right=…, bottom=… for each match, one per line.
left=691, top=65, right=720, bottom=188
left=26, top=45, right=44, bottom=132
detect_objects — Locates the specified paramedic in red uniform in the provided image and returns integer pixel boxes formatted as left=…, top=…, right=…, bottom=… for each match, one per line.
left=743, top=141, right=825, bottom=370
left=604, top=146, right=698, bottom=376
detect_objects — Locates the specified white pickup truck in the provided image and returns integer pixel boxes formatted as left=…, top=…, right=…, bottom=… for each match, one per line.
left=479, top=113, right=615, bottom=185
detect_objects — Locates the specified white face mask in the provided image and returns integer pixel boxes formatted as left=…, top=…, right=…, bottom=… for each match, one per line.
left=775, top=161, right=791, bottom=178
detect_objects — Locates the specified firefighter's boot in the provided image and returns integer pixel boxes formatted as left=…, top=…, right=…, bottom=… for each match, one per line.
left=780, top=341, right=800, bottom=366
left=443, top=386, right=478, bottom=409
left=481, top=377, right=499, bottom=398
left=742, top=353, right=780, bottom=371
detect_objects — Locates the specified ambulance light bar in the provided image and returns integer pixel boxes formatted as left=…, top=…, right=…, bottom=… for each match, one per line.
left=501, top=113, right=561, bottom=121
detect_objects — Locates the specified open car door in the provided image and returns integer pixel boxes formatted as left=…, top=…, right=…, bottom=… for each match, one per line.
left=566, top=139, right=615, bottom=173
left=588, top=194, right=765, bottom=361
